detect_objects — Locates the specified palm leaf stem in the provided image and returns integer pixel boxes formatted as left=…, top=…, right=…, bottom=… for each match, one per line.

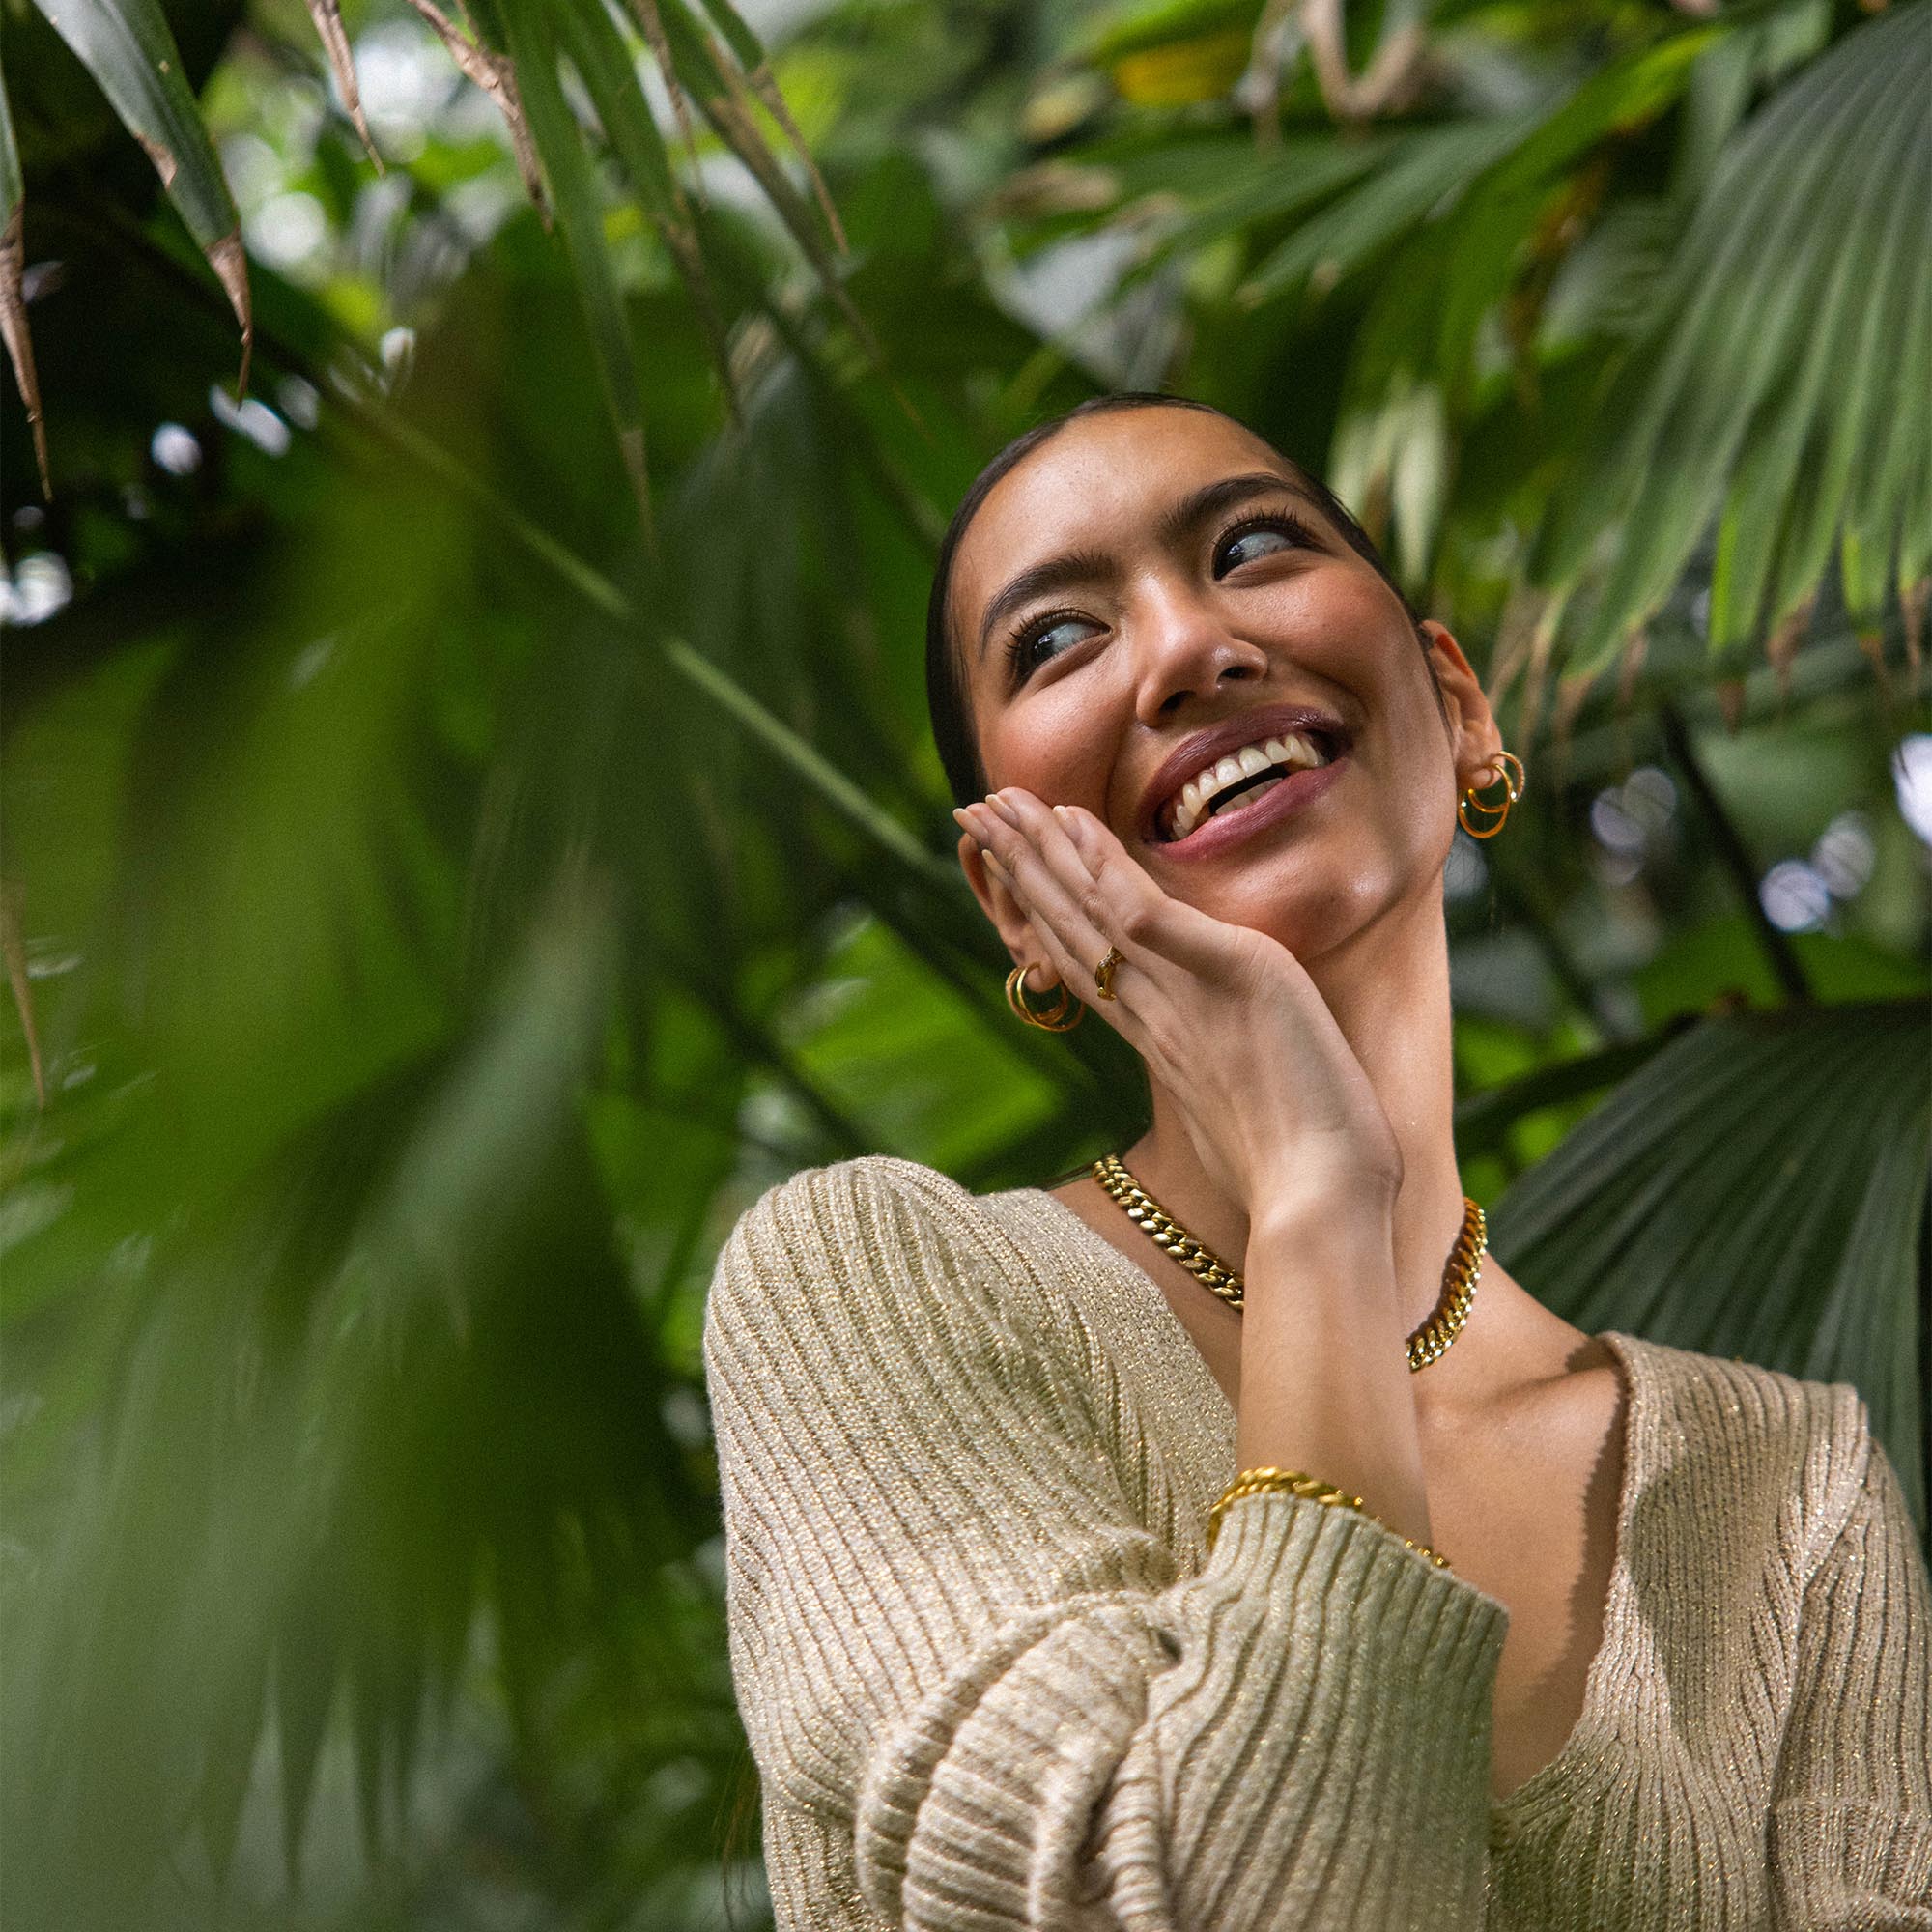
left=657, top=638, right=954, bottom=889
left=1656, top=697, right=1812, bottom=1006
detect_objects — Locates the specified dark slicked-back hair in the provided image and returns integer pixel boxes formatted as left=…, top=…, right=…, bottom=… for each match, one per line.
left=924, top=392, right=1436, bottom=808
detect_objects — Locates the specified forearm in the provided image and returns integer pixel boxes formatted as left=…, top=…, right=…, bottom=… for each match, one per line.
left=1234, top=1204, right=1435, bottom=1549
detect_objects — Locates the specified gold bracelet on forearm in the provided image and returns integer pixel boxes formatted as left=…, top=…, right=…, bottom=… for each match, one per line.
left=1206, top=1466, right=1453, bottom=1571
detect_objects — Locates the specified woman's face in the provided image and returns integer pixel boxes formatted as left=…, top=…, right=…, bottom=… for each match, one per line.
left=948, top=407, right=1502, bottom=959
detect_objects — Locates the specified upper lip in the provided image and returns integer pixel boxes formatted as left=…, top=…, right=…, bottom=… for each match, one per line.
left=1137, top=702, right=1352, bottom=842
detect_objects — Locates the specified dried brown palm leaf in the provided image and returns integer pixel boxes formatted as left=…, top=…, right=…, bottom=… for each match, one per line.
left=735, top=58, right=843, bottom=253
left=204, top=228, right=253, bottom=398
left=38, top=0, right=254, bottom=394
left=623, top=0, right=707, bottom=206
left=0, top=209, right=48, bottom=500
left=690, top=0, right=840, bottom=244
left=300, top=0, right=383, bottom=168
left=700, top=64, right=879, bottom=366
left=1765, top=592, right=1814, bottom=703
left=0, top=77, right=45, bottom=497
left=401, top=0, right=549, bottom=221
left=1301, top=0, right=1425, bottom=123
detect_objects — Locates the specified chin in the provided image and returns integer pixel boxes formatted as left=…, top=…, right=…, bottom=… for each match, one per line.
left=1188, top=852, right=1417, bottom=957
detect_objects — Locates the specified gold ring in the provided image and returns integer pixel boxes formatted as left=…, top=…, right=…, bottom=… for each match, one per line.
left=1094, top=944, right=1123, bottom=1001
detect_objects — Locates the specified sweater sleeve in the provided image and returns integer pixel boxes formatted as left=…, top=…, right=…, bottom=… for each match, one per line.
left=702, top=1155, right=1510, bottom=1931
left=1768, top=1406, right=1932, bottom=1930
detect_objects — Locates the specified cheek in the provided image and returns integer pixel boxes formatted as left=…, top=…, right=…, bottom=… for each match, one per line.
left=981, top=682, right=1117, bottom=807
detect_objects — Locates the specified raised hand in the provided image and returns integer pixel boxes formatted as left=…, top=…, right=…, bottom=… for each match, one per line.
left=954, top=787, right=1405, bottom=1227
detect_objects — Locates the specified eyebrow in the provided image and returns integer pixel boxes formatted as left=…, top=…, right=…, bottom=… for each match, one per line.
left=975, top=469, right=1325, bottom=660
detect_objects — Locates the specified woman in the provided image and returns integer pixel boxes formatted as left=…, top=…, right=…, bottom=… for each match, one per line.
left=702, top=395, right=1932, bottom=1929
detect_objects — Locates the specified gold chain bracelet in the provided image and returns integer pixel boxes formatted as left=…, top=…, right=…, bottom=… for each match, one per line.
left=1206, top=1465, right=1452, bottom=1571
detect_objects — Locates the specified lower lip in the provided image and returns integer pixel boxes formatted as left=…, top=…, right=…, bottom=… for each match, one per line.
left=1151, top=754, right=1349, bottom=861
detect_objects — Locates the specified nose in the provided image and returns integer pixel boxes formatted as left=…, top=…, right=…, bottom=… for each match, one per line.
left=1130, top=578, right=1269, bottom=729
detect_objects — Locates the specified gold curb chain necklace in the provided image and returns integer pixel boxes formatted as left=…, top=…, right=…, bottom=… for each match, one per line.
left=1090, top=1151, right=1485, bottom=1372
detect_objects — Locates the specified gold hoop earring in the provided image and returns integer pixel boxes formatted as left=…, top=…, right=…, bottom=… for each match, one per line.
left=1005, top=963, right=1084, bottom=1032
left=1458, top=750, right=1525, bottom=840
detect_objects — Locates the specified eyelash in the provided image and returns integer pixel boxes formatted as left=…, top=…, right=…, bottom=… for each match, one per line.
left=1003, top=509, right=1321, bottom=682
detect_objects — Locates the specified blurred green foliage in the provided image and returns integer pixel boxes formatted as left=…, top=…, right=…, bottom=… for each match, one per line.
left=2, top=0, right=1928, bottom=1926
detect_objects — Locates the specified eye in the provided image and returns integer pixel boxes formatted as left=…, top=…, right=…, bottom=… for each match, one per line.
left=1214, top=510, right=1320, bottom=574
left=1005, top=611, right=1101, bottom=683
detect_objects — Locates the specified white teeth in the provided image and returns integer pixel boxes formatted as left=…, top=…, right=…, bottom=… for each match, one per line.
left=1163, top=727, right=1336, bottom=840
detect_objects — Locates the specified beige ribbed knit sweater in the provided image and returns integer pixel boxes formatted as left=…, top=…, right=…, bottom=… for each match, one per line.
left=702, top=1154, right=1932, bottom=1930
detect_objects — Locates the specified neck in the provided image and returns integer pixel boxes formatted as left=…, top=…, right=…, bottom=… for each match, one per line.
left=1126, top=889, right=1482, bottom=1412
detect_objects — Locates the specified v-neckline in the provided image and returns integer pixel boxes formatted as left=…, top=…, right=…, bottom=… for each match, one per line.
left=1009, top=1183, right=1649, bottom=1830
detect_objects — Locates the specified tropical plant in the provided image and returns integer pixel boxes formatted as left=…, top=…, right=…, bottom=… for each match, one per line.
left=2, top=1, right=1926, bottom=1926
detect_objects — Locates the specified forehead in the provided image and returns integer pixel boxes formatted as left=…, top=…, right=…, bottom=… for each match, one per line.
left=949, top=408, right=1298, bottom=641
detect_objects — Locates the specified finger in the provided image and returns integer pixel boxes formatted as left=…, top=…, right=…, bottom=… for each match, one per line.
left=962, top=796, right=1154, bottom=1042
left=980, top=791, right=1211, bottom=1027
left=956, top=803, right=1067, bottom=948
left=978, top=791, right=1126, bottom=985
left=1050, top=802, right=1278, bottom=983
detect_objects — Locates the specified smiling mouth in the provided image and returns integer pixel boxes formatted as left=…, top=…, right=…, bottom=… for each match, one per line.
left=1180, top=767, right=1291, bottom=827
left=1155, top=729, right=1344, bottom=843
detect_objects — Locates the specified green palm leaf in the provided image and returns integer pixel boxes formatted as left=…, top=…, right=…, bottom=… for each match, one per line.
left=1490, top=996, right=1932, bottom=1539
left=1532, top=3, right=1932, bottom=676
left=553, top=0, right=738, bottom=422
left=35, top=0, right=251, bottom=390
left=498, top=0, right=653, bottom=527
left=13, top=0, right=842, bottom=494
left=1234, top=27, right=1717, bottom=311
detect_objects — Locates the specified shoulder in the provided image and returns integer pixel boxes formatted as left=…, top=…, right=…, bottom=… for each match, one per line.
left=712, top=1154, right=1029, bottom=1291
left=732, top=1153, right=980, bottom=1227
left=703, top=1155, right=1086, bottom=1382
left=1612, top=1330, right=1876, bottom=1569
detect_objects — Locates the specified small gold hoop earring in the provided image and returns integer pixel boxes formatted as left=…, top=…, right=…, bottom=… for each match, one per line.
left=1006, top=963, right=1084, bottom=1032
left=1458, top=750, right=1525, bottom=840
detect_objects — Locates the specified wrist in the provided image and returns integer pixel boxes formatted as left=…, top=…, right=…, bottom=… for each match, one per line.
left=1246, top=1187, right=1397, bottom=1257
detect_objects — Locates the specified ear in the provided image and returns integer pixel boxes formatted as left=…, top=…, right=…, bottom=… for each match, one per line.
left=956, top=830, right=1062, bottom=989
left=1419, top=621, right=1506, bottom=789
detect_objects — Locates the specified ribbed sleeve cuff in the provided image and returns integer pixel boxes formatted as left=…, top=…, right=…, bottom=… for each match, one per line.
left=867, top=1489, right=1512, bottom=1931
left=1133, top=1490, right=1510, bottom=1926
left=1770, top=1802, right=1932, bottom=1926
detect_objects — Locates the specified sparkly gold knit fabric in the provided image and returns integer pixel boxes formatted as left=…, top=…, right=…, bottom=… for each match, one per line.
left=702, top=1155, right=1932, bottom=1930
